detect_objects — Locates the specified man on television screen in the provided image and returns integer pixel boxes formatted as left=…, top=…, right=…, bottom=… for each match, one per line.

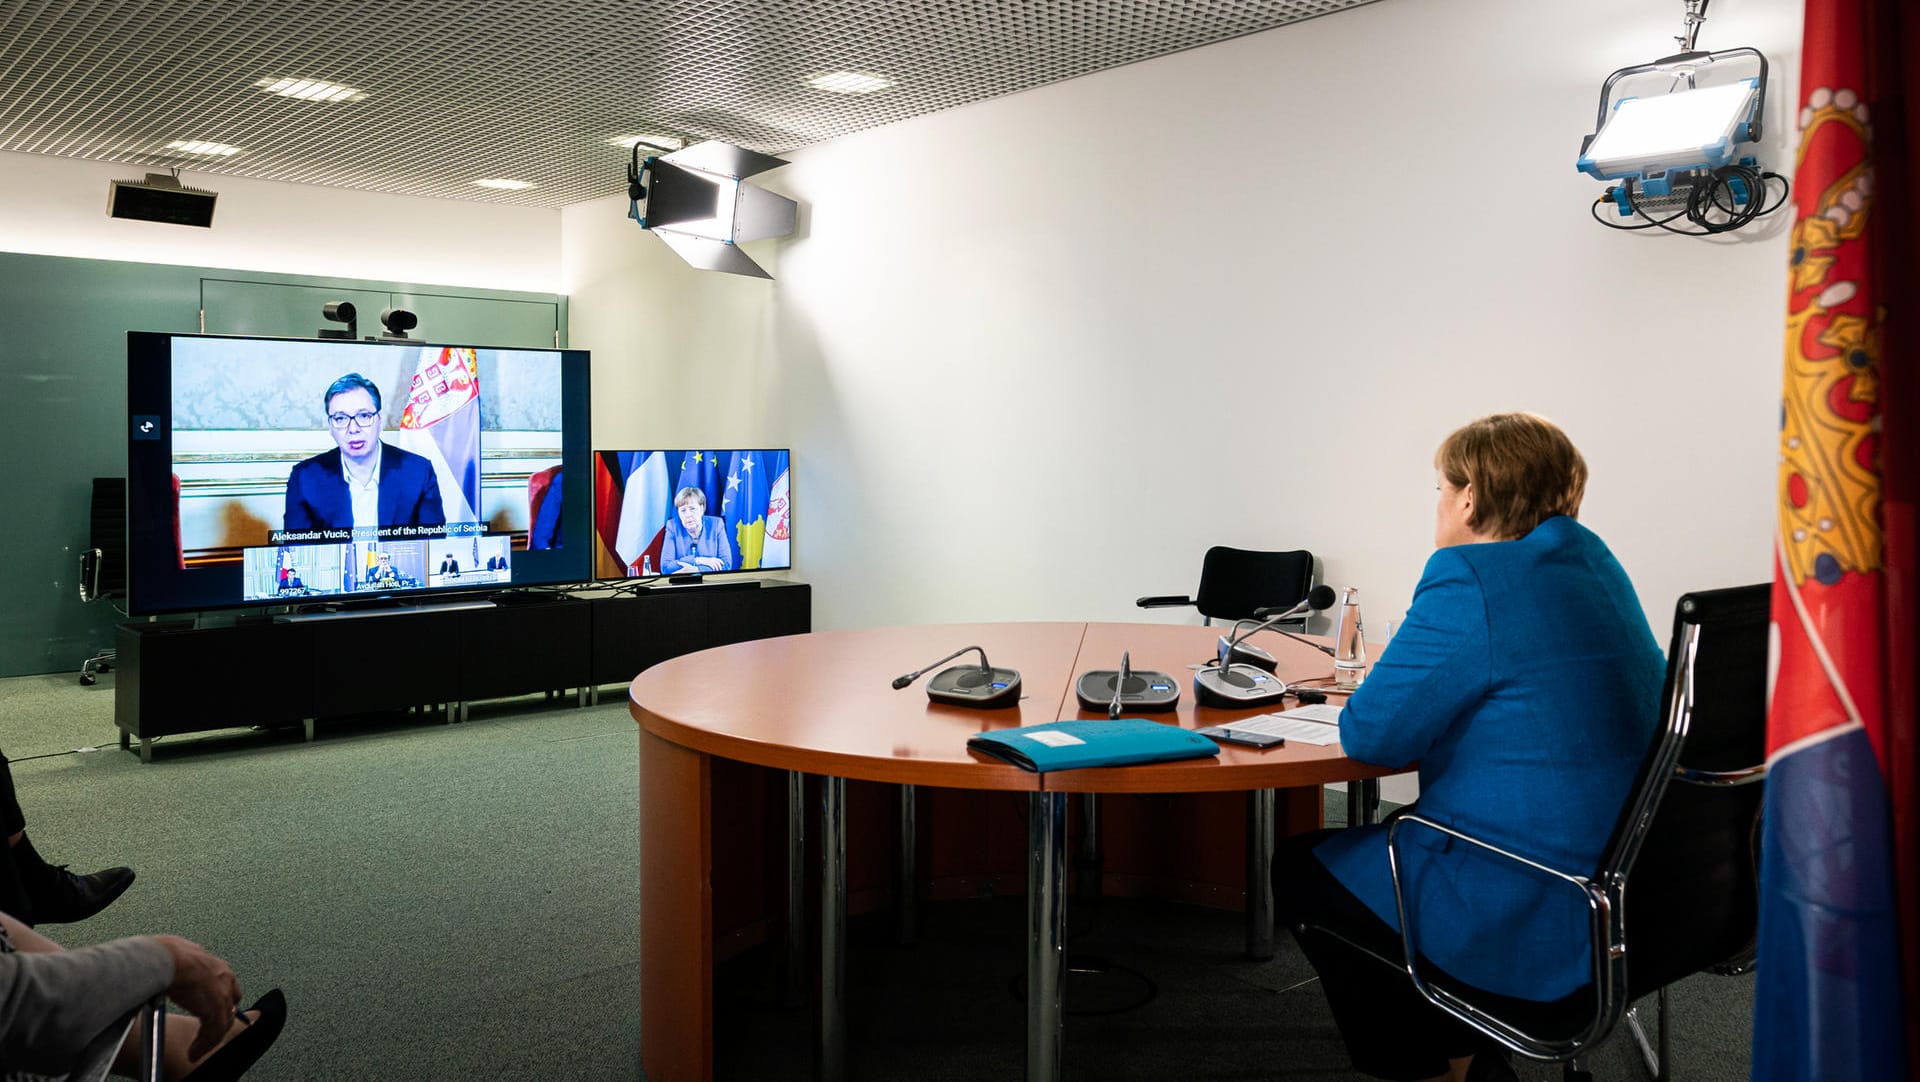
left=438, top=553, right=461, bottom=576
left=369, top=552, right=400, bottom=584
left=486, top=553, right=509, bottom=571
left=283, top=374, right=445, bottom=534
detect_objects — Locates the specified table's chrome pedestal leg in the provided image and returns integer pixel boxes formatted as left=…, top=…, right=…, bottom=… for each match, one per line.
left=1074, top=793, right=1101, bottom=902
left=1245, top=788, right=1276, bottom=960
left=784, top=770, right=807, bottom=1009
left=896, top=783, right=917, bottom=946
left=1027, top=792, right=1067, bottom=1082
left=818, top=775, right=847, bottom=1082
left=1347, top=778, right=1380, bottom=827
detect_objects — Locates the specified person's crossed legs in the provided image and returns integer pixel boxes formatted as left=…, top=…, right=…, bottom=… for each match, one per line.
left=0, top=749, right=136, bottom=925
left=2, top=912, right=286, bottom=1081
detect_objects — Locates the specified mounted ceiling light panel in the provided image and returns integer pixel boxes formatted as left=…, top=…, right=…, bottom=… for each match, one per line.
left=806, top=71, right=893, bottom=94
left=254, top=77, right=367, bottom=102
left=608, top=134, right=685, bottom=153
left=164, top=140, right=243, bottom=157
left=626, top=140, right=798, bottom=279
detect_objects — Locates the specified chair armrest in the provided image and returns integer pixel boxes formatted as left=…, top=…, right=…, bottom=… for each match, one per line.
left=1135, top=595, right=1193, bottom=609
left=1672, top=762, right=1767, bottom=786
left=78, top=548, right=102, bottom=603
left=1386, top=813, right=1625, bottom=1060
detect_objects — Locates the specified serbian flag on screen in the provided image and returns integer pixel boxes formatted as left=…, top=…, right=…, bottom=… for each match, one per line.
left=594, top=451, right=670, bottom=576
left=393, top=347, right=482, bottom=523
left=1754, top=1, right=1916, bottom=1077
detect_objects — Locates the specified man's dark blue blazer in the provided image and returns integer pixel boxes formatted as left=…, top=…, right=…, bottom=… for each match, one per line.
left=1313, top=516, right=1664, bottom=1003
left=282, top=444, right=447, bottom=532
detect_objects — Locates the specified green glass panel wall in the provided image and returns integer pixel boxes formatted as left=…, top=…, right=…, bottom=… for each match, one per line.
left=0, top=251, right=565, bottom=678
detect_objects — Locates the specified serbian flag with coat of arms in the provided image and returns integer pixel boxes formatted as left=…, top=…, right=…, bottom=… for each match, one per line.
left=1753, top=0, right=1917, bottom=1077
left=392, top=346, right=483, bottom=524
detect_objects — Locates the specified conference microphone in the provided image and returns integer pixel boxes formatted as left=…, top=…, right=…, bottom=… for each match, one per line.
left=891, top=645, right=1022, bottom=708
left=1075, top=649, right=1180, bottom=716
left=1195, top=585, right=1340, bottom=709
left=1219, top=584, right=1341, bottom=670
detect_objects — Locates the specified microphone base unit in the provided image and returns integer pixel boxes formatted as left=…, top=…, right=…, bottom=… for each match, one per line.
left=1074, top=669, right=1181, bottom=713
left=926, top=665, right=1022, bottom=708
left=1217, top=637, right=1278, bottom=673
left=1193, top=664, right=1290, bottom=709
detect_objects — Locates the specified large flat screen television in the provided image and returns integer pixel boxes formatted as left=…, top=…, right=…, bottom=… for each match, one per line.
left=593, top=449, right=791, bottom=579
left=127, top=332, right=592, bottom=615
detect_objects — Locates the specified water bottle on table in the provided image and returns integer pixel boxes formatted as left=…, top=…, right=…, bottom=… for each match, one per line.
left=1333, top=587, right=1366, bottom=689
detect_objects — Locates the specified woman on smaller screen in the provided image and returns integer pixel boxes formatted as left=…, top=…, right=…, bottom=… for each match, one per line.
left=661, top=487, right=733, bottom=574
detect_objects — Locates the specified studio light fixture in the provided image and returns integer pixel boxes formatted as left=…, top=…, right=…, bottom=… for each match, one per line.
left=254, top=77, right=367, bottom=102
left=625, top=140, right=798, bottom=279
left=164, top=140, right=243, bottom=157
left=1576, top=1, right=1787, bottom=235
left=806, top=71, right=893, bottom=94
left=473, top=178, right=536, bottom=191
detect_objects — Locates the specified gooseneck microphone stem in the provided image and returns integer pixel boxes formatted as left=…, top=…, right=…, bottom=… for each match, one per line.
left=1217, top=585, right=1340, bottom=666
left=891, top=645, right=992, bottom=690
left=1110, top=651, right=1132, bottom=719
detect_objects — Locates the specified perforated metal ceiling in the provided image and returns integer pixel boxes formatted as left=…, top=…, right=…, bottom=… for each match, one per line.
left=0, top=0, right=1379, bottom=209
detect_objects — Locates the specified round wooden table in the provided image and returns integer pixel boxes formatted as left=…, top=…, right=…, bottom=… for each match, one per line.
left=631, top=621, right=1400, bottom=1082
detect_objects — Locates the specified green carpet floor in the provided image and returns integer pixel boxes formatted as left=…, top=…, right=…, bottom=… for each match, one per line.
left=0, top=672, right=1754, bottom=1080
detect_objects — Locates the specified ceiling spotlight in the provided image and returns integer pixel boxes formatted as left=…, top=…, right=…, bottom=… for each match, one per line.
left=626, top=140, right=797, bottom=279
left=164, top=140, right=243, bottom=157
left=254, top=77, right=368, bottom=102
left=608, top=134, right=686, bottom=153
left=806, top=71, right=893, bottom=94
left=473, top=178, right=536, bottom=191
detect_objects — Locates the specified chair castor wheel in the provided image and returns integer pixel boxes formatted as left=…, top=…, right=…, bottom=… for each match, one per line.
left=80, top=673, right=97, bottom=686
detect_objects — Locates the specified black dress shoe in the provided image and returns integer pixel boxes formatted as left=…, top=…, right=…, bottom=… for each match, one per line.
left=188, top=988, right=287, bottom=1082
left=26, top=864, right=136, bottom=925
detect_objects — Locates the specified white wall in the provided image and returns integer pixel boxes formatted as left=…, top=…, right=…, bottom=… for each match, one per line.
left=564, top=0, right=1803, bottom=654
left=0, top=151, right=561, bottom=292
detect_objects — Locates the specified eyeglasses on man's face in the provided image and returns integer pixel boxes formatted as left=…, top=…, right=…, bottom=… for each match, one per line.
left=327, top=410, right=381, bottom=429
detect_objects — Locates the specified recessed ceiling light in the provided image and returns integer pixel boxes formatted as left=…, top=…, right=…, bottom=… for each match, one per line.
left=472, top=178, right=536, bottom=191
left=608, top=134, right=685, bottom=152
left=254, top=77, right=368, bottom=103
left=806, top=71, right=893, bottom=94
left=165, top=140, right=243, bottom=157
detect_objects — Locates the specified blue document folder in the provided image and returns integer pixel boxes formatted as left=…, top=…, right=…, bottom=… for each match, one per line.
left=967, top=719, right=1220, bottom=773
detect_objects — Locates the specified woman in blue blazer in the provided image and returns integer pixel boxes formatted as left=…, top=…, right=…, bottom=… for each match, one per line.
left=1276, top=413, right=1665, bottom=1082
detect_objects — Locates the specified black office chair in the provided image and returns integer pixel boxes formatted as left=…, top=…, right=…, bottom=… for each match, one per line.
left=78, top=477, right=128, bottom=686
left=1137, top=546, right=1315, bottom=630
left=1298, top=583, right=1769, bottom=1080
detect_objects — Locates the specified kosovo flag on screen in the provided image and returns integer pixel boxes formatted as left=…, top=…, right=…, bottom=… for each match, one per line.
left=719, top=450, right=787, bottom=570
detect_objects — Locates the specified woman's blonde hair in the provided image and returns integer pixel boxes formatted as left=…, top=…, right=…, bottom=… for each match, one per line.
left=673, top=486, right=707, bottom=510
left=1435, top=412, right=1587, bottom=541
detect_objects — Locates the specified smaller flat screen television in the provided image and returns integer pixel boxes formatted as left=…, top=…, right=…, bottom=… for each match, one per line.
left=593, top=449, right=791, bottom=579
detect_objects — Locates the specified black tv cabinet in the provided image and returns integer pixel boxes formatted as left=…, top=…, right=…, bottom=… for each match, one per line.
left=114, top=582, right=811, bottom=761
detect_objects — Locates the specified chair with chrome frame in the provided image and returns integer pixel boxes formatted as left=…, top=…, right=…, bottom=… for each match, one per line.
left=1299, top=583, right=1769, bottom=1081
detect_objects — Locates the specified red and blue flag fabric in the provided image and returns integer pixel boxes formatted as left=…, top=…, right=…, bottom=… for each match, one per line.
left=1755, top=0, right=1916, bottom=1077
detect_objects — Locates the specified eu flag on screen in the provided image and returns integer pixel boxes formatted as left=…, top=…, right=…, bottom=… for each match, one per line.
left=676, top=451, right=726, bottom=512
left=1753, top=1, right=1914, bottom=1078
